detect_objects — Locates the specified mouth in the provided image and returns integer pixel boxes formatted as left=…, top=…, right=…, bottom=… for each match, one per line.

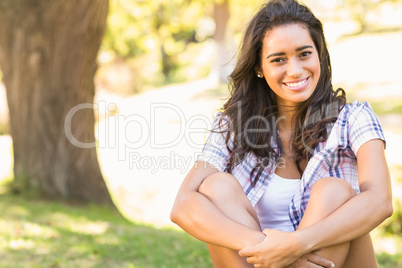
left=283, top=77, right=309, bottom=91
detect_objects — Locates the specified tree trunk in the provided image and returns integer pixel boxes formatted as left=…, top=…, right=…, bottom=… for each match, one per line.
left=211, top=0, right=231, bottom=84
left=0, top=0, right=115, bottom=205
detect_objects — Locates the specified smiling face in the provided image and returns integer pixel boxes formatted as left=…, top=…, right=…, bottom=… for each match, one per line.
left=259, top=23, right=321, bottom=108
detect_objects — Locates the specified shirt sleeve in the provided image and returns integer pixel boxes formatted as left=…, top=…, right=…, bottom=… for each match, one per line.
left=348, top=101, right=386, bottom=155
left=197, top=113, right=231, bottom=172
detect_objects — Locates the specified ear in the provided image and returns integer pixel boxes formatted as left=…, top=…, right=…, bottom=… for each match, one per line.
left=255, top=67, right=263, bottom=78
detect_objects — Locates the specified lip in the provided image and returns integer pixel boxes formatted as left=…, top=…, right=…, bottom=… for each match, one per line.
left=282, top=77, right=310, bottom=91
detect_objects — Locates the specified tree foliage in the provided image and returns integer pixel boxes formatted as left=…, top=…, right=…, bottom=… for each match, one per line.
left=99, top=0, right=265, bottom=91
left=344, top=0, right=402, bottom=33
left=101, top=0, right=212, bottom=88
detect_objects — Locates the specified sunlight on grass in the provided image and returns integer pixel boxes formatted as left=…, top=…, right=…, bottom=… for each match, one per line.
left=8, top=238, right=35, bottom=250
left=47, top=212, right=111, bottom=235
left=0, top=188, right=212, bottom=267
left=68, top=221, right=110, bottom=235
left=1, top=182, right=402, bottom=267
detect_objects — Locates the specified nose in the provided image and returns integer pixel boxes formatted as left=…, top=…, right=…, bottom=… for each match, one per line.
left=287, top=58, right=303, bottom=78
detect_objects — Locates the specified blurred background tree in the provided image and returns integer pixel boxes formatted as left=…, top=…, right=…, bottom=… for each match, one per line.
left=100, top=0, right=210, bottom=93
left=343, top=0, right=402, bottom=33
left=0, top=0, right=115, bottom=205
left=98, top=0, right=402, bottom=95
left=98, top=0, right=263, bottom=94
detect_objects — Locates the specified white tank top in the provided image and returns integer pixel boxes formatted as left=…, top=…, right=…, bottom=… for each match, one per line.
left=255, top=173, right=300, bottom=232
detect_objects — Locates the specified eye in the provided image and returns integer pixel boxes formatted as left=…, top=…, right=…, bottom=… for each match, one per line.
left=300, top=51, right=312, bottom=58
left=270, top=58, right=285, bottom=63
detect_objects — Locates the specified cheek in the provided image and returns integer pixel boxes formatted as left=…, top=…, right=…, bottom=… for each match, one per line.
left=263, top=66, right=282, bottom=85
left=315, top=66, right=321, bottom=85
left=264, top=73, right=279, bottom=90
left=313, top=65, right=321, bottom=81
left=313, top=56, right=321, bottom=77
left=307, top=57, right=321, bottom=85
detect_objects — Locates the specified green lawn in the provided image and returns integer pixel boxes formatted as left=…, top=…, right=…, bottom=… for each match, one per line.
left=0, top=186, right=212, bottom=268
left=1, top=185, right=402, bottom=268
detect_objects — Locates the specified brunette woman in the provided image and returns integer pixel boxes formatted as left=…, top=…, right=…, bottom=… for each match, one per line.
left=171, top=0, right=392, bottom=267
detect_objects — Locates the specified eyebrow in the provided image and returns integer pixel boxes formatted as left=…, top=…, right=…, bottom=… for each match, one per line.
left=266, top=45, right=313, bottom=59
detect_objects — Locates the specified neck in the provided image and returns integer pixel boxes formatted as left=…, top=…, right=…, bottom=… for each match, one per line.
left=276, top=104, right=297, bottom=131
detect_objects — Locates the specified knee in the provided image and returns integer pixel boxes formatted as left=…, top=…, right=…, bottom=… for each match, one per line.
left=199, top=172, right=242, bottom=200
left=310, top=177, right=356, bottom=207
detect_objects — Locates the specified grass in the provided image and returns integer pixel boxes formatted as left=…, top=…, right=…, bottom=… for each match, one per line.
left=0, top=186, right=212, bottom=268
left=376, top=252, right=402, bottom=268
left=373, top=227, right=402, bottom=268
left=368, top=98, right=402, bottom=116
left=1, top=185, right=402, bottom=268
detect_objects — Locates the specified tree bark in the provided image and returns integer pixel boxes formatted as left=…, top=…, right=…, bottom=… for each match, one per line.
left=211, top=0, right=231, bottom=84
left=0, top=0, right=115, bottom=205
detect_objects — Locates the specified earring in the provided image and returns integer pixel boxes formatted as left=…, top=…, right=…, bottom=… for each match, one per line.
left=257, top=74, right=261, bottom=78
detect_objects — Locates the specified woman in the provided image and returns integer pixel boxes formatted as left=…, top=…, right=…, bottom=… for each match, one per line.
left=170, top=0, right=392, bottom=267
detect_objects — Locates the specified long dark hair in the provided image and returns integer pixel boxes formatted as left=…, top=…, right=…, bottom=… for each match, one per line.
left=219, top=0, right=346, bottom=186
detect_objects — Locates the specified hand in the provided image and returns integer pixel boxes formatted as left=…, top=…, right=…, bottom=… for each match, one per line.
left=239, top=228, right=305, bottom=268
left=285, top=253, right=335, bottom=268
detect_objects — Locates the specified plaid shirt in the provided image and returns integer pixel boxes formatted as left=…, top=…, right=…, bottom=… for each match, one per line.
left=198, top=101, right=386, bottom=230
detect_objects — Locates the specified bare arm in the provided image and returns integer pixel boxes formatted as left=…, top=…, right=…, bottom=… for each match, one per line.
left=170, top=161, right=265, bottom=250
left=296, top=139, right=393, bottom=253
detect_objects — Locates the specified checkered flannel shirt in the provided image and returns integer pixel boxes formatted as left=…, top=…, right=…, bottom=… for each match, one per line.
left=197, top=101, right=386, bottom=229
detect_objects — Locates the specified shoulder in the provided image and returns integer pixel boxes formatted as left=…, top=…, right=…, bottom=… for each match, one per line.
left=339, top=100, right=385, bottom=153
left=203, top=112, right=231, bottom=148
left=338, top=100, right=378, bottom=124
left=211, top=112, right=229, bottom=130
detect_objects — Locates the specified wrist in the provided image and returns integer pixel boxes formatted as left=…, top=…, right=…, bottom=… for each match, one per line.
left=242, top=230, right=266, bottom=249
left=293, top=228, right=314, bottom=255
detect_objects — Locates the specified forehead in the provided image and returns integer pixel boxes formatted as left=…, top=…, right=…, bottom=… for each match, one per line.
left=262, top=23, right=315, bottom=53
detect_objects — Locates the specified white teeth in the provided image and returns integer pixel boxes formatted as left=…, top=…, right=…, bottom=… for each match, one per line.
left=285, top=79, right=307, bottom=88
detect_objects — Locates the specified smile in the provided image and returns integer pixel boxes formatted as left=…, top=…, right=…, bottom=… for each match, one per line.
left=283, top=77, right=309, bottom=90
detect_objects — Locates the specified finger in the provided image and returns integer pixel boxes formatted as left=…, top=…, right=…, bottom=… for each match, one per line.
left=262, top=228, right=271, bottom=236
left=245, top=256, right=259, bottom=265
left=249, top=260, right=268, bottom=268
left=307, top=253, right=335, bottom=268
left=239, top=230, right=267, bottom=257
left=238, top=248, right=250, bottom=257
left=238, top=244, right=259, bottom=257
